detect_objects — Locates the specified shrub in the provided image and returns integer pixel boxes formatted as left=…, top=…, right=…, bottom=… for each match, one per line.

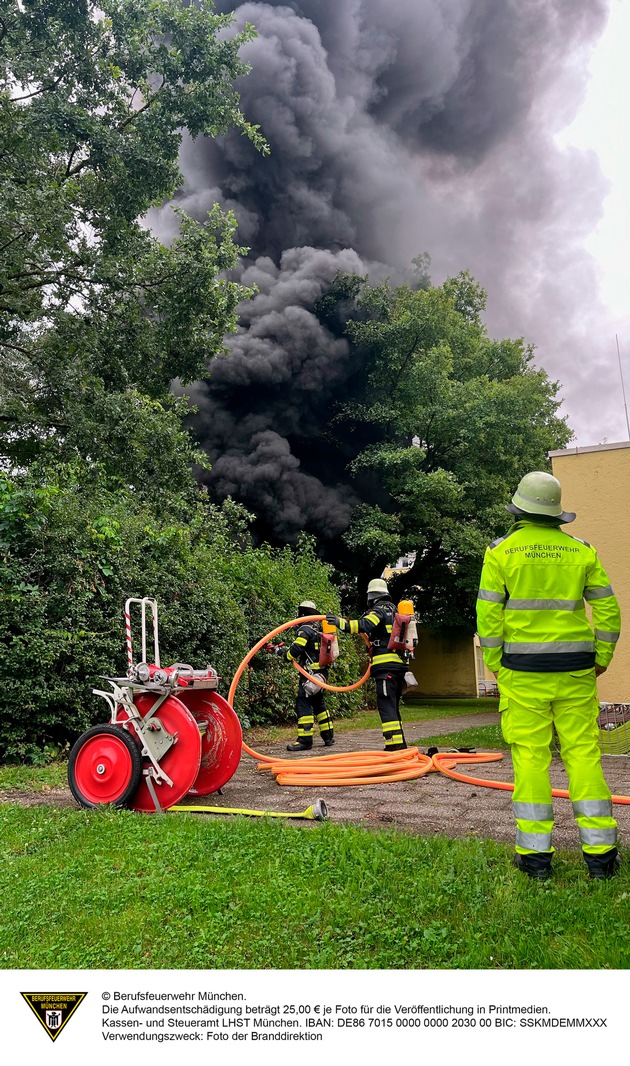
left=0, top=466, right=365, bottom=759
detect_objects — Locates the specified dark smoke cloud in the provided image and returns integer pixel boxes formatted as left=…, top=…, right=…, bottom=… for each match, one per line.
left=182, top=246, right=378, bottom=541
left=152, top=0, right=619, bottom=544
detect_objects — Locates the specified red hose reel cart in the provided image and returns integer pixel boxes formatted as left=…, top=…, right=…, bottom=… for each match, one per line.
left=67, top=598, right=242, bottom=812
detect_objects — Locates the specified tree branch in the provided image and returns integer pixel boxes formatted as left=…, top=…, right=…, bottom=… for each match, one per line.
left=11, top=69, right=68, bottom=101
left=65, top=79, right=167, bottom=178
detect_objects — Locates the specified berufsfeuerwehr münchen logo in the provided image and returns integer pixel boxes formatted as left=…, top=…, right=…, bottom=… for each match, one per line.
left=21, top=992, right=87, bottom=1041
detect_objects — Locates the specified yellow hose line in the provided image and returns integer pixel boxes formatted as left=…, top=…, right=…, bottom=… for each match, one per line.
left=169, top=799, right=328, bottom=820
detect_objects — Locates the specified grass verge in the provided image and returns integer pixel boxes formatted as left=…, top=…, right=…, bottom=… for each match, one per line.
left=0, top=805, right=628, bottom=970
left=415, top=725, right=506, bottom=751
left=247, top=699, right=499, bottom=746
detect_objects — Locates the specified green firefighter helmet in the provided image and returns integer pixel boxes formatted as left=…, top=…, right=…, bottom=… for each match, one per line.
left=367, top=578, right=389, bottom=603
left=507, top=471, right=576, bottom=524
left=297, top=600, right=318, bottom=617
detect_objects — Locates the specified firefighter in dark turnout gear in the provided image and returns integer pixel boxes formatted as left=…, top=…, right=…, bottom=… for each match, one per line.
left=269, top=601, right=335, bottom=752
left=328, top=579, right=408, bottom=751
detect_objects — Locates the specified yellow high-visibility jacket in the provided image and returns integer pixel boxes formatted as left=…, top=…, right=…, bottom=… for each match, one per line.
left=476, top=518, right=621, bottom=674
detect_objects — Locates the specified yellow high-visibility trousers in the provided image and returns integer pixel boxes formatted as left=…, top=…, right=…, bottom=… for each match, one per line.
left=498, top=667, right=617, bottom=856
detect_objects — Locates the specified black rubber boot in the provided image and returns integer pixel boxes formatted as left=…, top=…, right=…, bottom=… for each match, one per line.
left=321, top=730, right=335, bottom=747
left=583, top=848, right=620, bottom=880
left=287, top=739, right=313, bottom=752
left=513, top=852, right=553, bottom=882
left=387, top=741, right=408, bottom=752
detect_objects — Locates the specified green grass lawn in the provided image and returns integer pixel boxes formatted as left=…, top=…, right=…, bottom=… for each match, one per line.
left=5, top=699, right=622, bottom=972
left=417, top=725, right=505, bottom=750
left=404, top=696, right=500, bottom=716
left=1, top=805, right=629, bottom=971
left=247, top=697, right=499, bottom=745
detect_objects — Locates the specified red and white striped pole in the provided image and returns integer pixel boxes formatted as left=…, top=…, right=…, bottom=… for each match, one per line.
left=124, top=600, right=134, bottom=669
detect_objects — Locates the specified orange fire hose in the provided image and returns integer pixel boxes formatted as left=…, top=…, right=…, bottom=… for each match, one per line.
left=291, top=647, right=371, bottom=693
left=259, top=747, right=435, bottom=786
left=229, top=622, right=630, bottom=799
left=229, top=615, right=374, bottom=765
left=228, top=617, right=434, bottom=784
left=431, top=751, right=630, bottom=805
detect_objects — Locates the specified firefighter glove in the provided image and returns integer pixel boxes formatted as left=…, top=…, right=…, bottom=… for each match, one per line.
left=264, top=642, right=285, bottom=655
left=326, top=615, right=341, bottom=628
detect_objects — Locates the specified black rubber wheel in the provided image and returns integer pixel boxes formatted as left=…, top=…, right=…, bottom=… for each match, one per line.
left=68, top=724, right=143, bottom=809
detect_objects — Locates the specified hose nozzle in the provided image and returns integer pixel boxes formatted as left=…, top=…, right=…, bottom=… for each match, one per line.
left=305, top=798, right=328, bottom=821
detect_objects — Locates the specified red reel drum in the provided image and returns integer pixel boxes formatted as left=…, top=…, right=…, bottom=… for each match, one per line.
left=117, top=693, right=202, bottom=812
left=175, top=690, right=242, bottom=795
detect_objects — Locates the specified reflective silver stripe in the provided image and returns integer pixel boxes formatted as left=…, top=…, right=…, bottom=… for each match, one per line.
left=505, top=598, right=583, bottom=611
left=479, top=636, right=503, bottom=648
left=516, top=829, right=552, bottom=850
left=489, top=533, right=512, bottom=548
left=579, top=827, right=617, bottom=846
left=572, top=800, right=613, bottom=818
left=595, top=630, right=620, bottom=643
left=584, top=585, right=614, bottom=600
left=503, top=641, right=594, bottom=654
left=513, top=802, right=554, bottom=822
left=477, top=589, right=506, bottom=603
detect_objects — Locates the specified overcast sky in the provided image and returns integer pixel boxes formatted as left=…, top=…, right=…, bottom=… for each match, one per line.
left=553, top=0, right=630, bottom=444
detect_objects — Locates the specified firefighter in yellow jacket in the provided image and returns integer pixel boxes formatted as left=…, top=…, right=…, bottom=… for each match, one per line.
left=476, top=471, right=621, bottom=880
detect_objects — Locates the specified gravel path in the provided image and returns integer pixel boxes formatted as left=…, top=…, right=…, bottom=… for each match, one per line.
left=3, top=712, right=629, bottom=851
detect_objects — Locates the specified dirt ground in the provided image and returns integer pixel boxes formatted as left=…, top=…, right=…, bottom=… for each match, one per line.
left=3, top=712, right=630, bottom=850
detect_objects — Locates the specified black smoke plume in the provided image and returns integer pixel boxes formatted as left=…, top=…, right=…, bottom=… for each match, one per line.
left=153, top=0, right=614, bottom=547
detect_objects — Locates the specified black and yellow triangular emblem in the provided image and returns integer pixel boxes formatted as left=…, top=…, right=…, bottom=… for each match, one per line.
left=21, top=992, right=87, bottom=1041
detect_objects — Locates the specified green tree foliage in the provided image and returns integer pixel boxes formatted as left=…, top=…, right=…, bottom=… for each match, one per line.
left=0, top=464, right=362, bottom=760
left=0, top=2, right=366, bottom=760
left=0, top=0, right=265, bottom=472
left=325, top=271, right=572, bottom=626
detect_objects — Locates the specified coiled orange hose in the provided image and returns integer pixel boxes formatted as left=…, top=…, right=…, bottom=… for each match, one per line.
left=259, top=747, right=435, bottom=786
left=229, top=624, right=630, bottom=800
left=228, top=621, right=435, bottom=784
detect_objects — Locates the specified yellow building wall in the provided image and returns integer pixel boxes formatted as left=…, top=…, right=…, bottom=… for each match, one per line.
left=407, top=628, right=478, bottom=698
left=550, top=442, right=630, bottom=702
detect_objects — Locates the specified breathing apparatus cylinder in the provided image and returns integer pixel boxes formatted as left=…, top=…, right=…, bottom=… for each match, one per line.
left=319, top=618, right=339, bottom=667
left=388, top=600, right=418, bottom=655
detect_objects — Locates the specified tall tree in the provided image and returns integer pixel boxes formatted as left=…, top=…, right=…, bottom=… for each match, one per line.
left=0, top=0, right=265, bottom=479
left=319, top=271, right=573, bottom=625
